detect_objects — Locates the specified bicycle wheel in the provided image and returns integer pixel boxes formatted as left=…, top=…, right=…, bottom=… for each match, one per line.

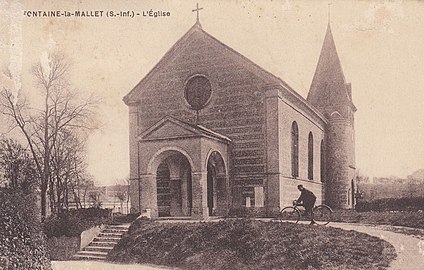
left=279, top=206, right=300, bottom=223
left=313, top=205, right=332, bottom=225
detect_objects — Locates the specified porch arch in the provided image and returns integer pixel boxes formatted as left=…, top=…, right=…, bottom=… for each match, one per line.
left=147, top=146, right=195, bottom=175
left=148, top=148, right=194, bottom=217
left=205, top=148, right=227, bottom=175
left=206, top=150, right=229, bottom=216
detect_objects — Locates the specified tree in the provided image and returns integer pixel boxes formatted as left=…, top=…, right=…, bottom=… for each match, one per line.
left=356, top=171, right=369, bottom=185
left=88, top=191, right=102, bottom=208
left=0, top=138, right=36, bottom=194
left=0, top=53, right=97, bottom=219
left=115, top=176, right=130, bottom=214
left=407, top=169, right=424, bottom=182
left=49, top=128, right=92, bottom=214
left=75, top=175, right=95, bottom=209
left=115, top=191, right=126, bottom=214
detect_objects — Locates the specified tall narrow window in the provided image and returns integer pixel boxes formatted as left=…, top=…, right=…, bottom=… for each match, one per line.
left=308, top=132, right=314, bottom=180
left=291, top=122, right=299, bottom=177
left=320, top=140, right=325, bottom=182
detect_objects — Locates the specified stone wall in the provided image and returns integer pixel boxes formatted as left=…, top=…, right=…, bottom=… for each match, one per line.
left=325, top=117, right=356, bottom=209
left=47, top=225, right=103, bottom=260
left=80, top=225, right=104, bottom=249
left=47, top=236, right=80, bottom=260
left=127, top=26, right=328, bottom=214
left=275, top=91, right=325, bottom=212
left=133, top=29, right=267, bottom=209
left=278, top=96, right=325, bottom=182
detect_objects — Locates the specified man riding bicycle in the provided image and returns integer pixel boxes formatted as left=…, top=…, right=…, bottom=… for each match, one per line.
left=296, top=184, right=317, bottom=225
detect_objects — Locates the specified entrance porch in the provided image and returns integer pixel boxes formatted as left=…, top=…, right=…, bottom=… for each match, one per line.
left=131, top=116, right=231, bottom=219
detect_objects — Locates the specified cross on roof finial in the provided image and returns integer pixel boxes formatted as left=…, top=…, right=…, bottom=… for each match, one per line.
left=192, top=3, right=203, bottom=22
left=328, top=2, right=332, bottom=25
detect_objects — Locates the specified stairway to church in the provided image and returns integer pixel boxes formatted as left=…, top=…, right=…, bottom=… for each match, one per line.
left=72, top=223, right=131, bottom=261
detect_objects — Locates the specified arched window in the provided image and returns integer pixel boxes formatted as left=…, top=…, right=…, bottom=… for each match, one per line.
left=308, top=132, right=314, bottom=180
left=291, top=122, right=299, bottom=177
left=320, top=140, right=325, bottom=182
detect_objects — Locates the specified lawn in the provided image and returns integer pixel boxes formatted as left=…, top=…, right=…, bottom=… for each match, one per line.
left=108, top=219, right=396, bottom=270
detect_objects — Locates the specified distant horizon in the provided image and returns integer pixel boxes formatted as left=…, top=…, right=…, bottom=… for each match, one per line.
left=95, top=170, right=424, bottom=187
left=0, top=0, right=423, bottom=186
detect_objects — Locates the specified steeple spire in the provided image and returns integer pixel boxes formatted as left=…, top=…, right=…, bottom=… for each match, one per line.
left=307, top=18, right=355, bottom=116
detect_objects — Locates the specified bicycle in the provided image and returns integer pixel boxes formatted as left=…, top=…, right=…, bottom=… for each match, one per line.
left=279, top=200, right=333, bottom=225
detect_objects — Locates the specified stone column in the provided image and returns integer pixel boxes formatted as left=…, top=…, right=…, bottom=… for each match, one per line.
left=265, top=87, right=283, bottom=216
left=128, top=105, right=140, bottom=213
left=214, top=174, right=219, bottom=215
left=215, top=174, right=229, bottom=216
left=181, top=170, right=189, bottom=216
left=191, top=171, right=208, bottom=219
left=140, top=174, right=158, bottom=218
left=129, top=177, right=140, bottom=213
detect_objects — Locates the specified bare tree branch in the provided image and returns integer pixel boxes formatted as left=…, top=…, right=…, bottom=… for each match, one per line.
left=0, top=52, right=99, bottom=218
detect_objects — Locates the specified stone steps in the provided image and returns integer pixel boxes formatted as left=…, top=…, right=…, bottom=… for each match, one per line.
left=98, top=232, right=125, bottom=237
left=93, top=236, right=122, bottom=242
left=90, top=241, right=116, bottom=246
left=84, top=245, right=114, bottom=252
left=72, top=223, right=130, bottom=261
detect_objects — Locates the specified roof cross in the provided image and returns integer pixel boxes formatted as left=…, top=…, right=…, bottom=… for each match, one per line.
left=328, top=3, right=332, bottom=25
left=192, top=3, right=203, bottom=22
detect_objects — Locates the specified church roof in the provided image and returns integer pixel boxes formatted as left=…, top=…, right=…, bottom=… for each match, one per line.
left=307, top=23, right=356, bottom=111
left=123, top=21, right=327, bottom=124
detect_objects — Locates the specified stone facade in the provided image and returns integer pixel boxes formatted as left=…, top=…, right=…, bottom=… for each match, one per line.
left=124, top=21, right=356, bottom=218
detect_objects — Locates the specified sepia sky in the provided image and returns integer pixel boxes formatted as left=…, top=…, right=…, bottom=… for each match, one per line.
left=0, top=0, right=423, bottom=185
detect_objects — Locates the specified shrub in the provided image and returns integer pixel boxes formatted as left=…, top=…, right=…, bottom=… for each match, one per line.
left=0, top=189, right=51, bottom=270
left=111, top=213, right=138, bottom=224
left=43, top=208, right=111, bottom=238
left=356, top=197, right=424, bottom=212
left=332, top=209, right=424, bottom=230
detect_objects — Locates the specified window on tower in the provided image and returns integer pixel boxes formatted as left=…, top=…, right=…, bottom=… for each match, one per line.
left=291, top=121, right=299, bottom=177
left=308, top=132, right=314, bottom=180
left=320, top=140, right=325, bottom=182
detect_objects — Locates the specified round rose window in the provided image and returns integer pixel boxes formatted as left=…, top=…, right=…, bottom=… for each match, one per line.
left=184, top=75, right=212, bottom=110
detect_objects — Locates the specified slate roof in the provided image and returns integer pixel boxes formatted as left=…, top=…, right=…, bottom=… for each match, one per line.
left=307, top=23, right=356, bottom=111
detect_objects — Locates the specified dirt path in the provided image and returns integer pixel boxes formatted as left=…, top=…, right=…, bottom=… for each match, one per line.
left=329, top=222, right=424, bottom=270
left=51, top=261, right=174, bottom=270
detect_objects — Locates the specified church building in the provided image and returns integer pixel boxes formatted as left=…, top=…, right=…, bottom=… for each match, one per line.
left=123, top=14, right=357, bottom=219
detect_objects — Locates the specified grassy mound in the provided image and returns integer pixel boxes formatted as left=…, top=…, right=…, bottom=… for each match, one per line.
left=108, top=219, right=396, bottom=270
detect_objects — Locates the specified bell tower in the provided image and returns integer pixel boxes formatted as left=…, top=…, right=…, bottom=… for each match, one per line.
left=308, top=22, right=357, bottom=209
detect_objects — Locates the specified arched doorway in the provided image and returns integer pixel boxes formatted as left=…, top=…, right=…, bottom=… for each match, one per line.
left=206, top=151, right=228, bottom=216
left=155, top=151, right=193, bottom=217
left=347, top=179, right=356, bottom=209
